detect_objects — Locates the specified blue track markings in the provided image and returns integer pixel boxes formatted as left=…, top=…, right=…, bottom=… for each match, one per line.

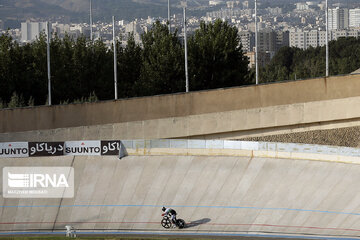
left=1, top=204, right=360, bottom=216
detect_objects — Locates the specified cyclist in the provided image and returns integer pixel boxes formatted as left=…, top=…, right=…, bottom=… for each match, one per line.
left=162, top=206, right=177, bottom=227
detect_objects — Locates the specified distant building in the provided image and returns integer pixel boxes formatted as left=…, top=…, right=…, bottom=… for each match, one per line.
left=301, top=17, right=307, bottom=24
left=206, top=9, right=252, bottom=19
left=296, top=3, right=309, bottom=11
left=245, top=51, right=255, bottom=68
left=239, top=31, right=254, bottom=52
left=290, top=31, right=306, bottom=49
left=290, top=29, right=360, bottom=50
left=328, top=7, right=349, bottom=30
left=125, top=20, right=142, bottom=34
left=276, top=31, right=289, bottom=51
left=242, top=1, right=249, bottom=9
left=349, top=9, right=360, bottom=28
left=226, top=1, right=240, bottom=9
left=258, top=29, right=277, bottom=55
left=267, top=7, right=283, bottom=15
left=209, top=0, right=224, bottom=6
left=21, top=21, right=49, bottom=42
left=52, top=23, right=70, bottom=38
left=240, top=30, right=289, bottom=66
left=245, top=51, right=271, bottom=68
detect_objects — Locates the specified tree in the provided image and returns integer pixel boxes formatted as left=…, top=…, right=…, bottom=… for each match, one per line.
left=139, top=21, right=185, bottom=96
left=118, top=33, right=143, bottom=98
left=7, top=92, right=25, bottom=108
left=30, top=32, right=48, bottom=104
left=261, top=37, right=360, bottom=82
left=188, top=19, right=250, bottom=91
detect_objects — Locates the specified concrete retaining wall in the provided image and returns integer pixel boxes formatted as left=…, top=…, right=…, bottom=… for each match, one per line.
left=1, top=74, right=360, bottom=139
left=3, top=94, right=360, bottom=142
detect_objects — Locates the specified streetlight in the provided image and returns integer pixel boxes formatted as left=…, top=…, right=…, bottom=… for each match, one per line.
left=181, top=1, right=189, bottom=92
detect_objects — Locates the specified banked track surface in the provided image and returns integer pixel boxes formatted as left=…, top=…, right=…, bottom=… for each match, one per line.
left=1, top=155, right=360, bottom=239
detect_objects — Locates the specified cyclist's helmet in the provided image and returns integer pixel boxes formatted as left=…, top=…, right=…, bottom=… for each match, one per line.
left=162, top=206, right=166, bottom=212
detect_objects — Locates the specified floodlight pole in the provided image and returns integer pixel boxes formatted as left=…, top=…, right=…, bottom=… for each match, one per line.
left=326, top=0, right=329, bottom=77
left=168, top=0, right=171, bottom=32
left=90, top=0, right=93, bottom=41
left=255, top=0, right=259, bottom=85
left=182, top=1, right=189, bottom=92
left=113, top=16, right=118, bottom=100
left=47, top=21, right=52, bottom=106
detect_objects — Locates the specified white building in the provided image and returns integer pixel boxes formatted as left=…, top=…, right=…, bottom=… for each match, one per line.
left=209, top=0, right=224, bottom=6
left=290, top=29, right=360, bottom=50
left=328, top=7, right=349, bottom=30
left=349, top=9, right=360, bottom=28
left=239, top=31, right=254, bottom=52
left=296, top=3, right=309, bottom=11
left=125, top=20, right=141, bottom=34
left=21, top=21, right=49, bottom=42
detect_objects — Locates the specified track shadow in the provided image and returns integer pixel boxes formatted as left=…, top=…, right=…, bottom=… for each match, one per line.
left=184, top=218, right=211, bottom=229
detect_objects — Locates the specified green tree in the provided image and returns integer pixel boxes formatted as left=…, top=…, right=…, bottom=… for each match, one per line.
left=261, top=37, right=360, bottom=82
left=139, top=21, right=185, bottom=96
left=0, top=98, right=6, bottom=109
left=0, top=33, right=14, bottom=103
left=7, top=92, right=25, bottom=108
left=118, top=33, right=142, bottom=98
left=188, top=19, right=250, bottom=90
left=30, top=33, right=48, bottom=104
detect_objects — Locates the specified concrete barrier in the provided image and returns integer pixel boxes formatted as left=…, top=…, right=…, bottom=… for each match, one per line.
left=2, top=74, right=360, bottom=142
left=4, top=95, right=360, bottom=142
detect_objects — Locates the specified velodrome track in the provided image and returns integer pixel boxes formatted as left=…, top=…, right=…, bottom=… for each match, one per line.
left=2, top=142, right=360, bottom=239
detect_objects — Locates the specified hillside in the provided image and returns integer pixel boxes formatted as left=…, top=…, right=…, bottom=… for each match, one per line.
left=0, top=0, right=210, bottom=26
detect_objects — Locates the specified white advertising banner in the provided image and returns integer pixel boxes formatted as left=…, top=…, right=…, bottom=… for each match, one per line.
left=0, top=142, right=29, bottom=158
left=64, top=141, right=101, bottom=156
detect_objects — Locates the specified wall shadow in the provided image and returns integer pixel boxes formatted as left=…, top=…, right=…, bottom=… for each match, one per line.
left=184, top=218, right=211, bottom=229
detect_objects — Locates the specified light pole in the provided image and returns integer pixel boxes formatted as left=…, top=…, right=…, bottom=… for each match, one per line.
left=47, top=21, right=52, bottom=106
left=168, top=0, right=171, bottom=32
left=255, top=0, right=259, bottom=85
left=326, top=0, right=329, bottom=77
left=113, top=16, right=118, bottom=100
left=182, top=1, right=189, bottom=92
left=90, top=0, right=93, bottom=41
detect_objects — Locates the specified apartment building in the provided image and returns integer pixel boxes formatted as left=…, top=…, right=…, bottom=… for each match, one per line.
left=290, top=29, right=360, bottom=49
left=349, top=9, right=360, bottom=28
left=21, top=21, right=49, bottom=42
left=328, top=7, right=349, bottom=30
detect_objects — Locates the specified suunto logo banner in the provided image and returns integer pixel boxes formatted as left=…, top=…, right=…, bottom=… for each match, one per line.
left=0, top=140, right=124, bottom=158
left=0, top=142, right=29, bottom=158
left=64, top=141, right=101, bottom=156
left=3, top=167, right=74, bottom=198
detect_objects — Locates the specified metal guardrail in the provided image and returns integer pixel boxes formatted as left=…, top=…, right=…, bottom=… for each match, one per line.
left=123, top=139, right=360, bottom=157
